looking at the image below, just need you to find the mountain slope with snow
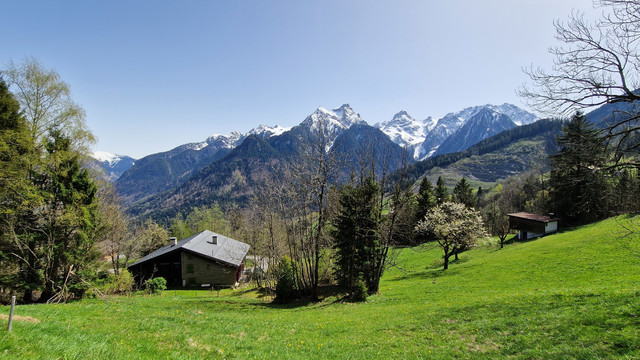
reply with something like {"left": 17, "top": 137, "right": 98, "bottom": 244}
{"left": 300, "top": 104, "right": 366, "bottom": 149}
{"left": 433, "top": 108, "right": 518, "bottom": 156}
{"left": 413, "top": 104, "right": 537, "bottom": 160}
{"left": 90, "top": 152, "right": 136, "bottom": 182}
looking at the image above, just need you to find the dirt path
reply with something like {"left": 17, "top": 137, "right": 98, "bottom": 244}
{"left": 0, "top": 314, "right": 40, "bottom": 323}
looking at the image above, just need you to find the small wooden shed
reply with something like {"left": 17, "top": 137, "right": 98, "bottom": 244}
{"left": 128, "top": 230, "right": 250, "bottom": 288}
{"left": 508, "top": 212, "right": 559, "bottom": 240}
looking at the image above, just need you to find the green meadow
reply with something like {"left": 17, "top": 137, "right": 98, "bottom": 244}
{"left": 2, "top": 216, "right": 639, "bottom": 359}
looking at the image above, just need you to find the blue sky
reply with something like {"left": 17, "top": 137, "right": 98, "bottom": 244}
{"left": 1, "top": 0, "right": 600, "bottom": 159}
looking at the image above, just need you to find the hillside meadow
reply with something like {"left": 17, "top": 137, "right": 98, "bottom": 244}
{"left": 1, "top": 216, "right": 639, "bottom": 359}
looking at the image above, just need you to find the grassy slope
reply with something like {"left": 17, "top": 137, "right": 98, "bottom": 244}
{"left": 423, "top": 137, "right": 551, "bottom": 190}
{"left": 2, "top": 216, "right": 639, "bottom": 359}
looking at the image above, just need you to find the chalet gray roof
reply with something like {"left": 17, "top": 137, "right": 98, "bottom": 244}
{"left": 129, "top": 230, "right": 250, "bottom": 268}
{"left": 508, "top": 212, "right": 559, "bottom": 223}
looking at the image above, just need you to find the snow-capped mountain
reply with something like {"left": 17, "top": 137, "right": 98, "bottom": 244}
{"left": 301, "top": 104, "right": 366, "bottom": 148}
{"left": 248, "top": 124, "right": 291, "bottom": 138}
{"left": 487, "top": 103, "right": 537, "bottom": 126}
{"left": 375, "top": 111, "right": 436, "bottom": 147}
{"left": 413, "top": 104, "right": 537, "bottom": 160}
{"left": 90, "top": 151, "right": 136, "bottom": 182}
{"left": 433, "top": 107, "right": 518, "bottom": 156}
{"left": 374, "top": 111, "right": 436, "bottom": 160}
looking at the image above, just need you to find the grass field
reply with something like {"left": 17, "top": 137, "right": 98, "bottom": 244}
{"left": 2, "top": 216, "right": 640, "bottom": 359}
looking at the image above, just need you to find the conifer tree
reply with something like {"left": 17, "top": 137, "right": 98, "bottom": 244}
{"left": 549, "top": 112, "right": 610, "bottom": 224}
{"left": 415, "top": 177, "right": 436, "bottom": 223}
{"left": 452, "top": 177, "right": 476, "bottom": 208}
{"left": 332, "top": 178, "right": 378, "bottom": 292}
{"left": 435, "top": 176, "right": 449, "bottom": 205}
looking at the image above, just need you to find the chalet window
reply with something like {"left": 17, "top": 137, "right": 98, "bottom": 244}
{"left": 186, "top": 264, "right": 194, "bottom": 273}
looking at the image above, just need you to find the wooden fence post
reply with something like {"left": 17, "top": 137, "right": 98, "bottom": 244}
{"left": 7, "top": 296, "right": 16, "bottom": 332}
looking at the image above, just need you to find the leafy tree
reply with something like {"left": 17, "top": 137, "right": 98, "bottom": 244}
{"left": 3, "top": 57, "right": 93, "bottom": 151}
{"left": 452, "top": 177, "right": 476, "bottom": 208}
{"left": 185, "top": 204, "right": 230, "bottom": 235}
{"left": 169, "top": 213, "right": 191, "bottom": 240}
{"left": 435, "top": 176, "right": 449, "bottom": 205}
{"left": 415, "top": 202, "right": 487, "bottom": 270}
{"left": 485, "top": 202, "right": 512, "bottom": 249}
{"left": 549, "top": 112, "right": 611, "bottom": 223}
{"left": 135, "top": 220, "right": 170, "bottom": 257}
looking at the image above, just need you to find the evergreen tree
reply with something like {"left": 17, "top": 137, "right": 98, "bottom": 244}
{"left": 332, "top": 178, "right": 378, "bottom": 292}
{"left": 1, "top": 60, "right": 99, "bottom": 302}
{"left": 615, "top": 170, "right": 638, "bottom": 214}
{"left": 435, "top": 176, "right": 449, "bottom": 205}
{"left": 33, "top": 128, "right": 99, "bottom": 300}
{"left": 452, "top": 177, "right": 476, "bottom": 208}
{"left": 0, "top": 80, "right": 36, "bottom": 300}
{"left": 415, "top": 177, "right": 436, "bottom": 224}
{"left": 549, "top": 112, "right": 610, "bottom": 224}
{"left": 476, "top": 186, "right": 485, "bottom": 208}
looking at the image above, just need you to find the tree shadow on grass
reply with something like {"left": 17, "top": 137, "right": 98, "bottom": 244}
{"left": 203, "top": 285, "right": 351, "bottom": 309}
{"left": 386, "top": 266, "right": 459, "bottom": 282}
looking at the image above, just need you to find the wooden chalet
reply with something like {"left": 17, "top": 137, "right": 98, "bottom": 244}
{"left": 508, "top": 212, "right": 559, "bottom": 240}
{"left": 128, "top": 230, "right": 250, "bottom": 288}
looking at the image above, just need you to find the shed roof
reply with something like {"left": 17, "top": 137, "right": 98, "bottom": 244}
{"left": 129, "top": 230, "right": 250, "bottom": 268}
{"left": 508, "top": 212, "right": 558, "bottom": 223}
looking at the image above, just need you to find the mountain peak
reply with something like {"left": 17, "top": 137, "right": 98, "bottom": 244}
{"left": 92, "top": 151, "right": 135, "bottom": 165}
{"left": 304, "top": 104, "right": 365, "bottom": 130}
{"left": 392, "top": 110, "right": 410, "bottom": 118}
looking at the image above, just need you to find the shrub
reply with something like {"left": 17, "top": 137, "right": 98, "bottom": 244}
{"left": 274, "top": 257, "right": 297, "bottom": 304}
{"left": 145, "top": 277, "right": 167, "bottom": 294}
{"left": 350, "top": 277, "right": 368, "bottom": 302}
{"left": 107, "top": 270, "right": 134, "bottom": 294}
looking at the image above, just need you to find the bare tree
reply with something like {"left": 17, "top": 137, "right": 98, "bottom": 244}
{"left": 95, "top": 183, "right": 132, "bottom": 275}
{"left": 519, "top": 0, "right": 640, "bottom": 166}
{"left": 520, "top": 1, "right": 640, "bottom": 113}
{"left": 292, "top": 117, "right": 341, "bottom": 300}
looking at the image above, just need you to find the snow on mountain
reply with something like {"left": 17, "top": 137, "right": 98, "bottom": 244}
{"left": 303, "top": 104, "right": 365, "bottom": 131}
{"left": 92, "top": 151, "right": 129, "bottom": 166}
{"left": 375, "top": 111, "right": 435, "bottom": 147}
{"left": 301, "top": 104, "right": 366, "bottom": 149}
{"left": 204, "top": 131, "right": 246, "bottom": 149}
{"left": 433, "top": 107, "right": 518, "bottom": 156}
{"left": 486, "top": 103, "right": 537, "bottom": 126}
{"left": 248, "top": 124, "right": 291, "bottom": 138}
{"left": 415, "top": 104, "right": 537, "bottom": 160}
{"left": 90, "top": 151, "right": 137, "bottom": 182}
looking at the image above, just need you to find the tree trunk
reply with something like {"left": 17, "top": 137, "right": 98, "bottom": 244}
{"left": 23, "top": 289, "right": 32, "bottom": 303}
{"left": 443, "top": 251, "right": 450, "bottom": 270}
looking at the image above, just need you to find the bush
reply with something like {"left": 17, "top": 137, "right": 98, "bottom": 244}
{"left": 144, "top": 277, "right": 167, "bottom": 294}
{"left": 106, "top": 270, "right": 134, "bottom": 294}
{"left": 350, "top": 277, "right": 368, "bottom": 302}
{"left": 274, "top": 257, "right": 297, "bottom": 304}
